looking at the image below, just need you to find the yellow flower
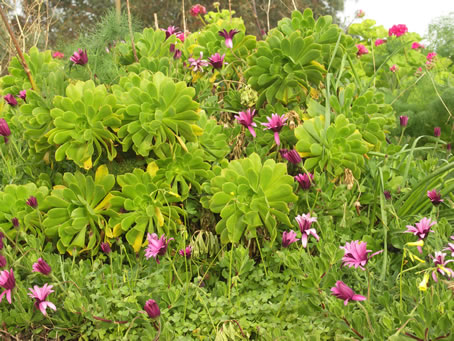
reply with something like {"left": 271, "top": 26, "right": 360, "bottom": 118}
{"left": 418, "top": 273, "right": 430, "bottom": 291}
{"left": 406, "top": 240, "right": 424, "bottom": 247}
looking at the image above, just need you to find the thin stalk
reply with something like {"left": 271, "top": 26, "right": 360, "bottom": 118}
{"left": 399, "top": 249, "right": 406, "bottom": 309}
{"left": 125, "top": 0, "right": 139, "bottom": 63}
{"left": 276, "top": 277, "right": 293, "bottom": 317}
{"left": 357, "top": 302, "right": 374, "bottom": 335}
{"left": 228, "top": 245, "right": 233, "bottom": 299}
{"left": 255, "top": 237, "right": 268, "bottom": 277}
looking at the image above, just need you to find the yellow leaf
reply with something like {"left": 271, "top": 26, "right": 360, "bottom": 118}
{"left": 95, "top": 165, "right": 109, "bottom": 183}
{"left": 43, "top": 151, "right": 50, "bottom": 165}
{"left": 132, "top": 233, "right": 143, "bottom": 253}
{"left": 209, "top": 71, "right": 218, "bottom": 83}
{"left": 155, "top": 207, "right": 164, "bottom": 227}
{"left": 94, "top": 193, "right": 113, "bottom": 211}
{"left": 113, "top": 223, "right": 123, "bottom": 237}
{"left": 83, "top": 158, "right": 92, "bottom": 170}
{"left": 53, "top": 185, "right": 66, "bottom": 190}
{"left": 175, "top": 134, "right": 188, "bottom": 152}
{"left": 105, "top": 226, "right": 114, "bottom": 238}
{"left": 147, "top": 161, "right": 159, "bottom": 177}
{"left": 191, "top": 124, "right": 204, "bottom": 136}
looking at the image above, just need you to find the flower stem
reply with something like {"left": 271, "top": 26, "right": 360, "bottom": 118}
{"left": 367, "top": 266, "right": 371, "bottom": 301}
{"left": 357, "top": 302, "right": 374, "bottom": 335}
{"left": 399, "top": 248, "right": 406, "bottom": 309}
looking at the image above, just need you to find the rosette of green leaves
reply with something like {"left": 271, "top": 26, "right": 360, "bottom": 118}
{"left": 295, "top": 114, "right": 369, "bottom": 179}
{"left": 203, "top": 153, "right": 297, "bottom": 244}
{"left": 41, "top": 166, "right": 117, "bottom": 255}
{"left": 46, "top": 80, "right": 121, "bottom": 169}
{"left": 150, "top": 145, "right": 212, "bottom": 200}
{"left": 197, "top": 113, "right": 230, "bottom": 161}
{"left": 0, "top": 183, "right": 49, "bottom": 239}
{"left": 0, "top": 47, "right": 66, "bottom": 97}
{"left": 113, "top": 71, "right": 200, "bottom": 158}
{"left": 109, "top": 168, "right": 185, "bottom": 253}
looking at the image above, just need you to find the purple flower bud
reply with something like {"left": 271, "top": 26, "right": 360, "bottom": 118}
{"left": 434, "top": 127, "right": 441, "bottom": 137}
{"left": 0, "top": 119, "right": 11, "bottom": 144}
{"left": 32, "top": 258, "right": 51, "bottom": 275}
{"left": 0, "top": 255, "right": 6, "bottom": 268}
{"left": 11, "top": 218, "right": 19, "bottom": 228}
{"left": 399, "top": 116, "right": 408, "bottom": 127}
{"left": 179, "top": 245, "right": 192, "bottom": 258}
{"left": 18, "top": 90, "right": 26, "bottom": 101}
{"left": 446, "top": 143, "right": 451, "bottom": 152}
{"left": 331, "top": 281, "right": 366, "bottom": 305}
{"left": 144, "top": 299, "right": 160, "bottom": 319}
{"left": 282, "top": 230, "right": 299, "bottom": 248}
{"left": 26, "top": 196, "right": 38, "bottom": 208}
{"left": 4, "top": 94, "right": 17, "bottom": 107}
{"left": 383, "top": 190, "right": 392, "bottom": 200}
{"left": 294, "top": 173, "right": 314, "bottom": 190}
{"left": 427, "top": 189, "right": 443, "bottom": 205}
{"left": 280, "top": 149, "right": 301, "bottom": 164}
{"left": 100, "top": 242, "right": 111, "bottom": 254}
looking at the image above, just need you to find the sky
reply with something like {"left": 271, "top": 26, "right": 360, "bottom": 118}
{"left": 340, "top": 0, "right": 454, "bottom": 38}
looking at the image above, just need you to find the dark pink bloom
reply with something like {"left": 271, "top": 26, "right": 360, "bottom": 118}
{"left": 144, "top": 299, "right": 160, "bottom": 319}
{"left": 235, "top": 109, "right": 257, "bottom": 137}
{"left": 176, "top": 32, "right": 186, "bottom": 42}
{"left": 434, "top": 127, "right": 441, "bottom": 137}
{"left": 280, "top": 149, "right": 301, "bottom": 164}
{"left": 145, "top": 233, "right": 174, "bottom": 264}
{"left": 447, "top": 143, "right": 451, "bottom": 152}
{"left": 390, "top": 64, "right": 398, "bottom": 72}
{"left": 0, "top": 269, "right": 15, "bottom": 304}
{"left": 190, "top": 4, "right": 206, "bottom": 17}
{"left": 282, "top": 230, "right": 299, "bottom": 248}
{"left": 0, "top": 118, "right": 11, "bottom": 143}
{"left": 0, "top": 255, "right": 5, "bottom": 268}
{"left": 388, "top": 24, "right": 408, "bottom": 37}
{"left": 26, "top": 196, "right": 38, "bottom": 208}
{"left": 443, "top": 237, "right": 454, "bottom": 257}
{"left": 340, "top": 240, "right": 383, "bottom": 270}
{"left": 295, "top": 213, "right": 319, "bottom": 248}
{"left": 4, "top": 94, "right": 17, "bottom": 107}
{"left": 262, "top": 114, "right": 287, "bottom": 146}
{"left": 331, "top": 281, "right": 366, "bottom": 305}
{"left": 52, "top": 51, "right": 64, "bottom": 59}
{"left": 179, "top": 245, "right": 192, "bottom": 258}
{"left": 169, "top": 44, "right": 182, "bottom": 60}
{"left": 427, "top": 189, "right": 443, "bottom": 205}
{"left": 18, "top": 90, "right": 26, "bottom": 101}
{"left": 356, "top": 44, "right": 369, "bottom": 56}
{"left": 208, "top": 53, "right": 226, "bottom": 69}
{"left": 405, "top": 217, "right": 436, "bottom": 253}
{"left": 11, "top": 217, "right": 19, "bottom": 227}
{"left": 219, "top": 29, "right": 239, "bottom": 49}
{"left": 28, "top": 284, "right": 56, "bottom": 315}
{"left": 187, "top": 52, "right": 209, "bottom": 72}
{"left": 70, "top": 49, "right": 88, "bottom": 66}
{"left": 430, "top": 252, "right": 454, "bottom": 282}
{"left": 374, "top": 39, "right": 385, "bottom": 46}
{"left": 295, "top": 173, "right": 314, "bottom": 190}
{"left": 383, "top": 190, "right": 392, "bottom": 200}
{"left": 427, "top": 52, "right": 437, "bottom": 62}
{"left": 100, "top": 242, "right": 111, "bottom": 254}
{"left": 32, "top": 258, "right": 51, "bottom": 275}
{"left": 399, "top": 115, "right": 408, "bottom": 127}
{"left": 164, "top": 26, "right": 181, "bottom": 40}
{"left": 411, "top": 42, "right": 423, "bottom": 49}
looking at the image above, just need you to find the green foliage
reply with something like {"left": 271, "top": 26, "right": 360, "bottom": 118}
{"left": 109, "top": 168, "right": 185, "bottom": 253}
{"left": 427, "top": 12, "right": 454, "bottom": 62}
{"left": 41, "top": 166, "right": 117, "bottom": 255}
{"left": 203, "top": 153, "right": 297, "bottom": 244}
{"left": 295, "top": 114, "right": 369, "bottom": 179}
{"left": 114, "top": 71, "right": 200, "bottom": 159}
{"left": 46, "top": 80, "right": 121, "bottom": 169}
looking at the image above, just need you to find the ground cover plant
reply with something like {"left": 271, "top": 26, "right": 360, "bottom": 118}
{"left": 0, "top": 3, "right": 453, "bottom": 340}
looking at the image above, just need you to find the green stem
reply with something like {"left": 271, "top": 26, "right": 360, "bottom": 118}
{"left": 357, "top": 302, "right": 374, "bottom": 335}
{"left": 399, "top": 248, "right": 406, "bottom": 309}
{"left": 255, "top": 237, "right": 268, "bottom": 277}
{"left": 276, "top": 277, "right": 293, "bottom": 317}
{"left": 167, "top": 253, "right": 184, "bottom": 286}
{"left": 228, "top": 245, "right": 233, "bottom": 299}
{"left": 367, "top": 266, "right": 371, "bottom": 301}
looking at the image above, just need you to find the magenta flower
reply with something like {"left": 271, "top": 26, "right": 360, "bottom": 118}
{"left": 18, "top": 90, "right": 27, "bottom": 101}
{"left": 374, "top": 39, "right": 385, "bottom": 46}
{"left": 235, "top": 109, "right": 257, "bottom": 137}
{"left": 295, "top": 173, "right": 314, "bottom": 190}
{"left": 427, "top": 52, "right": 437, "bottom": 62}
{"left": 430, "top": 252, "right": 454, "bottom": 282}
{"left": 340, "top": 241, "right": 383, "bottom": 270}
{"left": 11, "top": 217, "right": 19, "bottom": 228}
{"left": 190, "top": 4, "right": 206, "bottom": 17}
{"left": 219, "top": 29, "right": 239, "bottom": 49}
{"left": 388, "top": 24, "right": 408, "bottom": 37}
{"left": 443, "top": 237, "right": 454, "bottom": 257}
{"left": 169, "top": 44, "right": 182, "bottom": 60}
{"left": 145, "top": 233, "right": 174, "bottom": 264}
{"left": 0, "top": 118, "right": 11, "bottom": 143}
{"left": 70, "top": 49, "right": 88, "bottom": 66}
{"left": 383, "top": 190, "right": 392, "bottom": 200}
{"left": 262, "top": 114, "right": 287, "bottom": 146}
{"left": 399, "top": 115, "right": 408, "bottom": 127}
{"left": 100, "top": 242, "right": 111, "bottom": 254}
{"left": 295, "top": 213, "right": 319, "bottom": 248}
{"left": 405, "top": 217, "right": 436, "bottom": 253}
{"left": 0, "top": 269, "right": 15, "bottom": 304}
{"left": 411, "top": 42, "right": 423, "bottom": 49}
{"left": 28, "top": 284, "right": 56, "bottom": 315}
{"left": 33, "top": 258, "right": 51, "bottom": 275}
{"left": 4, "top": 94, "right": 17, "bottom": 107}
{"left": 52, "top": 51, "right": 64, "bottom": 59}
{"left": 187, "top": 52, "right": 209, "bottom": 72}
{"left": 356, "top": 9, "right": 365, "bottom": 18}
{"left": 280, "top": 149, "right": 301, "bottom": 164}
{"left": 144, "top": 299, "right": 160, "bottom": 319}
{"left": 0, "top": 255, "right": 5, "bottom": 268}
{"left": 176, "top": 32, "right": 186, "bottom": 42}
{"left": 434, "top": 127, "right": 441, "bottom": 137}
{"left": 164, "top": 26, "right": 180, "bottom": 40}
{"left": 179, "top": 245, "right": 192, "bottom": 258}
{"left": 390, "top": 64, "right": 398, "bottom": 72}
{"left": 208, "top": 53, "right": 226, "bottom": 69}
{"left": 331, "top": 281, "right": 366, "bottom": 305}
{"left": 282, "top": 230, "right": 299, "bottom": 248}
{"left": 356, "top": 44, "right": 369, "bottom": 56}
{"left": 26, "top": 196, "right": 38, "bottom": 208}
{"left": 427, "top": 189, "right": 443, "bottom": 205}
